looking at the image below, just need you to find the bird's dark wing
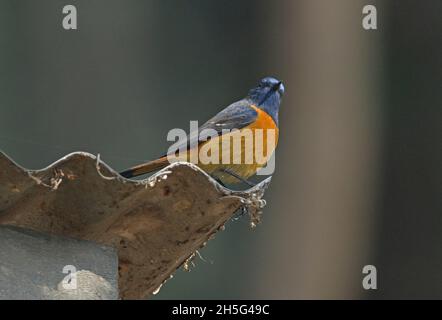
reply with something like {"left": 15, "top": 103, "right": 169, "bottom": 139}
{"left": 199, "top": 99, "right": 258, "bottom": 132}
{"left": 168, "top": 99, "right": 258, "bottom": 154}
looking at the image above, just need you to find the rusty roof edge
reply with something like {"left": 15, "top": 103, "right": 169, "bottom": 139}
{"left": 0, "top": 150, "right": 272, "bottom": 195}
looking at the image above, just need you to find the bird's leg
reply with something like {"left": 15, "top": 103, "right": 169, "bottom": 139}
{"left": 219, "top": 168, "right": 256, "bottom": 188}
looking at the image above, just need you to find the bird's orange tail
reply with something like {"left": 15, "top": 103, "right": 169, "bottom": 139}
{"left": 119, "top": 156, "right": 169, "bottom": 178}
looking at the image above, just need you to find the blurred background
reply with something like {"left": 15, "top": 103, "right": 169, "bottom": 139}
{"left": 0, "top": 0, "right": 440, "bottom": 299}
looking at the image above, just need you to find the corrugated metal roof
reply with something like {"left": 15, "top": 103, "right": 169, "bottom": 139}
{"left": 0, "top": 151, "right": 270, "bottom": 299}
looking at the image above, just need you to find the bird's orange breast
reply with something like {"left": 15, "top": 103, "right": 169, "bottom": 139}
{"left": 237, "top": 104, "right": 279, "bottom": 171}
{"left": 247, "top": 104, "right": 279, "bottom": 136}
{"left": 190, "top": 104, "right": 279, "bottom": 182}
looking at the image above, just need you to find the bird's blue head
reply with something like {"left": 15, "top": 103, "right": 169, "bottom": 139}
{"left": 247, "top": 77, "right": 284, "bottom": 125}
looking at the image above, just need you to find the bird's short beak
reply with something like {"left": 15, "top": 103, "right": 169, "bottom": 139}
{"left": 273, "top": 81, "right": 284, "bottom": 95}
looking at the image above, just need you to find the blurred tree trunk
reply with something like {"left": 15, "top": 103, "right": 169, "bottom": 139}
{"left": 253, "top": 0, "right": 383, "bottom": 298}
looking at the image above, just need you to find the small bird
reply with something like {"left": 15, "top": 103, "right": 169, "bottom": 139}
{"left": 120, "top": 77, "right": 284, "bottom": 186}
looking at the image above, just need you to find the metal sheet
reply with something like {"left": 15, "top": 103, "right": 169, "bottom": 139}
{"left": 0, "top": 151, "right": 270, "bottom": 299}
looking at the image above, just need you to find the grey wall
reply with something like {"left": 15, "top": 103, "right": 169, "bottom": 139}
{"left": 0, "top": 226, "right": 118, "bottom": 300}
